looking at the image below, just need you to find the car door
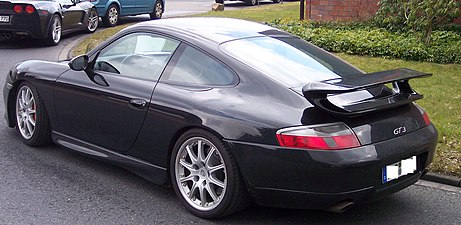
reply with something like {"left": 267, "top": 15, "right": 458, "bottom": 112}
{"left": 119, "top": 0, "right": 137, "bottom": 15}
{"left": 58, "top": 0, "right": 85, "bottom": 29}
{"left": 54, "top": 32, "right": 180, "bottom": 152}
{"left": 136, "top": 0, "right": 154, "bottom": 14}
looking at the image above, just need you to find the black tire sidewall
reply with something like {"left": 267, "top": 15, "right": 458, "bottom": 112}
{"left": 170, "top": 129, "right": 239, "bottom": 218}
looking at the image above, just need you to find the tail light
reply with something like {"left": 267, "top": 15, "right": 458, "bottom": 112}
{"left": 25, "top": 5, "right": 35, "bottom": 14}
{"left": 12, "top": 5, "right": 35, "bottom": 14}
{"left": 13, "top": 5, "right": 22, "bottom": 13}
{"left": 276, "top": 123, "right": 361, "bottom": 150}
{"left": 422, "top": 111, "right": 431, "bottom": 126}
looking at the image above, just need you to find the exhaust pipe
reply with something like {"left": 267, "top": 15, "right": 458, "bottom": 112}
{"left": 327, "top": 200, "right": 355, "bottom": 213}
{"left": 0, "top": 32, "right": 12, "bottom": 40}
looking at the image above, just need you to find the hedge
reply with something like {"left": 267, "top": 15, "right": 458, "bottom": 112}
{"left": 267, "top": 19, "right": 461, "bottom": 64}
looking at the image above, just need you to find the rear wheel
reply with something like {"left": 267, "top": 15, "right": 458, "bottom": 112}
{"left": 149, "top": 0, "right": 163, "bottom": 20}
{"left": 245, "top": 0, "right": 258, "bottom": 6}
{"left": 86, "top": 8, "right": 99, "bottom": 33}
{"left": 170, "top": 129, "right": 249, "bottom": 218}
{"left": 15, "top": 82, "right": 51, "bottom": 146}
{"left": 103, "top": 4, "right": 119, "bottom": 27}
{"left": 44, "top": 15, "right": 61, "bottom": 46}
{"left": 272, "top": 0, "right": 281, "bottom": 3}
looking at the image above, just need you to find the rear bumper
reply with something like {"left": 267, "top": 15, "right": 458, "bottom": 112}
{"left": 226, "top": 124, "right": 438, "bottom": 209}
{"left": 0, "top": 13, "right": 47, "bottom": 39}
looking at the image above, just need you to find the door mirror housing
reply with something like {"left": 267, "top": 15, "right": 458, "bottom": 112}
{"left": 68, "top": 55, "right": 89, "bottom": 71}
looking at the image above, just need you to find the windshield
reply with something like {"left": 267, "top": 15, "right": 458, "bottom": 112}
{"left": 220, "top": 37, "right": 362, "bottom": 87}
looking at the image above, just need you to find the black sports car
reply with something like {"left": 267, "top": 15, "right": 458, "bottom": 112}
{"left": 0, "top": 0, "right": 98, "bottom": 45}
{"left": 3, "top": 18, "right": 438, "bottom": 218}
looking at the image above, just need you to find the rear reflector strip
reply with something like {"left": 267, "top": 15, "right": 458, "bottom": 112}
{"left": 276, "top": 123, "right": 361, "bottom": 150}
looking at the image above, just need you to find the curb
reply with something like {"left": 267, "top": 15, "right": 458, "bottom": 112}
{"left": 58, "top": 32, "right": 98, "bottom": 61}
{"left": 421, "top": 172, "right": 461, "bottom": 187}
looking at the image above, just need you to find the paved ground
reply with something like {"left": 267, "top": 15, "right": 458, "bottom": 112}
{"left": 0, "top": 0, "right": 460, "bottom": 224}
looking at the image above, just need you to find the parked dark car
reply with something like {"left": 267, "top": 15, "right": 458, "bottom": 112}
{"left": 3, "top": 18, "right": 437, "bottom": 218}
{"left": 88, "top": 0, "right": 164, "bottom": 27}
{"left": 0, "top": 0, "right": 98, "bottom": 45}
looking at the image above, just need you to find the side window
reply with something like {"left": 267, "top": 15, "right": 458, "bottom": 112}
{"left": 94, "top": 33, "right": 180, "bottom": 81}
{"left": 165, "top": 46, "right": 237, "bottom": 86}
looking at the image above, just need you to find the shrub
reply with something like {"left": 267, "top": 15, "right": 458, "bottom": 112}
{"left": 375, "top": 0, "right": 460, "bottom": 44}
{"left": 267, "top": 19, "right": 461, "bottom": 64}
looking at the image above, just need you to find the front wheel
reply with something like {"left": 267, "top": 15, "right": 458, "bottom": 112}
{"left": 44, "top": 15, "right": 61, "bottom": 46}
{"left": 150, "top": 0, "right": 163, "bottom": 20}
{"left": 272, "top": 0, "right": 281, "bottom": 3}
{"left": 170, "top": 129, "right": 249, "bottom": 218}
{"left": 15, "top": 82, "right": 51, "bottom": 146}
{"left": 86, "top": 8, "right": 99, "bottom": 33}
{"left": 103, "top": 4, "right": 119, "bottom": 27}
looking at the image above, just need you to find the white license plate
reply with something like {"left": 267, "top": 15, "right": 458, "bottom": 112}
{"left": 0, "top": 15, "right": 9, "bottom": 23}
{"left": 382, "top": 156, "right": 417, "bottom": 184}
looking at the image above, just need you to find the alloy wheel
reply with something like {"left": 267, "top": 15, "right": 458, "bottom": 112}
{"left": 51, "top": 16, "right": 61, "bottom": 44}
{"left": 87, "top": 10, "right": 99, "bottom": 32}
{"left": 175, "top": 137, "right": 227, "bottom": 211}
{"left": 16, "top": 86, "right": 36, "bottom": 140}
{"left": 108, "top": 6, "right": 118, "bottom": 25}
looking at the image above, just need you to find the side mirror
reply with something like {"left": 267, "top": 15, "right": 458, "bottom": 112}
{"left": 68, "top": 55, "right": 89, "bottom": 71}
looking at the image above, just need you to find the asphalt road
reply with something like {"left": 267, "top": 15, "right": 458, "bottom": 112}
{"left": 1, "top": 0, "right": 460, "bottom": 224}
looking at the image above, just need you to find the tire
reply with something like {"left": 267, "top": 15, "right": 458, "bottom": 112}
{"left": 44, "top": 14, "right": 61, "bottom": 46}
{"left": 245, "top": 0, "right": 258, "bottom": 6}
{"left": 170, "top": 129, "right": 249, "bottom": 219}
{"left": 15, "top": 82, "right": 51, "bottom": 147}
{"left": 150, "top": 0, "right": 163, "bottom": 20}
{"left": 103, "top": 4, "right": 119, "bottom": 27}
{"left": 85, "top": 8, "right": 99, "bottom": 33}
{"left": 215, "top": 0, "right": 224, "bottom": 3}
{"left": 272, "top": 0, "right": 281, "bottom": 3}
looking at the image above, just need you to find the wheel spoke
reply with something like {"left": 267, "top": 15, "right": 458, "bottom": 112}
{"left": 25, "top": 119, "right": 33, "bottom": 135}
{"left": 205, "top": 183, "right": 218, "bottom": 202}
{"left": 188, "top": 181, "right": 198, "bottom": 198}
{"left": 185, "top": 145, "right": 198, "bottom": 164}
{"left": 27, "top": 116, "right": 36, "bottom": 127}
{"left": 199, "top": 183, "right": 207, "bottom": 206}
{"left": 197, "top": 140, "right": 206, "bottom": 162}
{"left": 209, "top": 176, "right": 225, "bottom": 188}
{"left": 179, "top": 159, "right": 195, "bottom": 172}
{"left": 204, "top": 147, "right": 216, "bottom": 166}
{"left": 208, "top": 164, "right": 224, "bottom": 174}
{"left": 180, "top": 174, "right": 195, "bottom": 183}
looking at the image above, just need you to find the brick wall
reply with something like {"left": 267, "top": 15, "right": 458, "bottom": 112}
{"left": 305, "top": 0, "right": 461, "bottom": 24}
{"left": 305, "top": 0, "right": 380, "bottom": 21}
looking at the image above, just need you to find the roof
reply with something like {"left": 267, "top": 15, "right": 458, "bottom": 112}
{"left": 131, "top": 17, "right": 287, "bottom": 43}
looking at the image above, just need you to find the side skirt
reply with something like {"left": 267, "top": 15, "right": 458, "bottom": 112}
{"left": 52, "top": 131, "right": 168, "bottom": 185}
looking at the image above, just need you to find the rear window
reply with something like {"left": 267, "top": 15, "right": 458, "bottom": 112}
{"left": 219, "top": 37, "right": 362, "bottom": 87}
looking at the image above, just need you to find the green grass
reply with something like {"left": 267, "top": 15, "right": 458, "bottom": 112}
{"left": 192, "top": 2, "right": 300, "bottom": 22}
{"left": 71, "top": 1, "right": 461, "bottom": 177}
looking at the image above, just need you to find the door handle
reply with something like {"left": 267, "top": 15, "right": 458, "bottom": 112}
{"left": 129, "top": 99, "right": 147, "bottom": 108}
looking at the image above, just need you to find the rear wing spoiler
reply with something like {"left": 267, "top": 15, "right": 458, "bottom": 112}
{"left": 302, "top": 68, "right": 431, "bottom": 116}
